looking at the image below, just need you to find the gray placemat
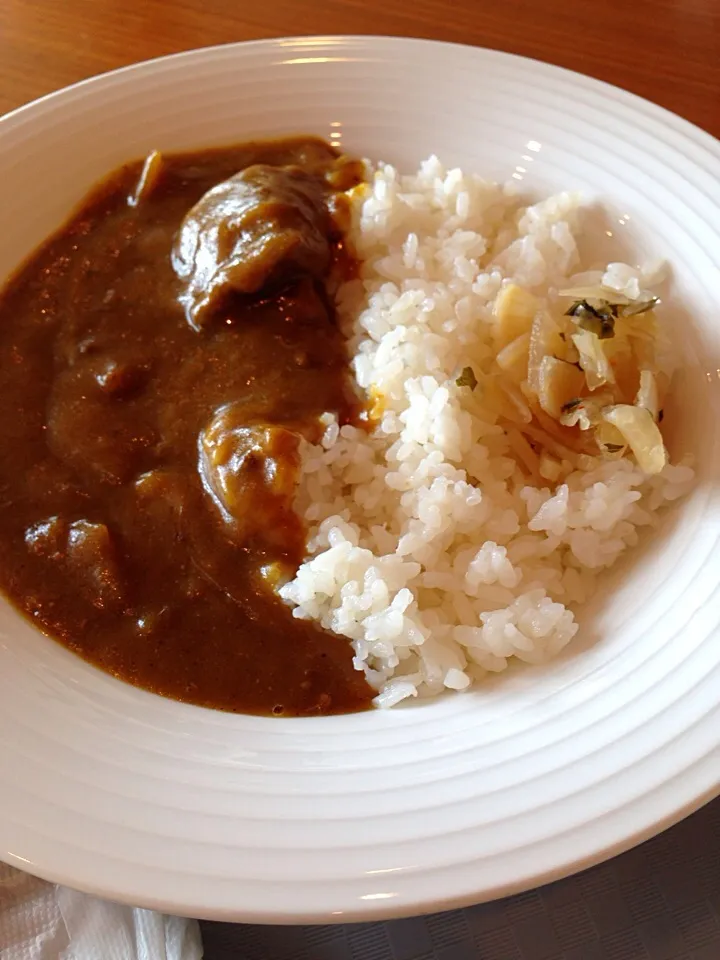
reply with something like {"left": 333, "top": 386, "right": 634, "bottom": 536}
{"left": 200, "top": 797, "right": 720, "bottom": 960}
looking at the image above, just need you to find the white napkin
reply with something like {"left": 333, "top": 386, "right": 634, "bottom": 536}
{"left": 0, "top": 864, "right": 203, "bottom": 960}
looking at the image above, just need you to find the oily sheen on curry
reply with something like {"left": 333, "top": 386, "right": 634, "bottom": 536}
{"left": 0, "top": 137, "right": 373, "bottom": 717}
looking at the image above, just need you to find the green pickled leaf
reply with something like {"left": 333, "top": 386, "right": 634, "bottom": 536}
{"left": 456, "top": 366, "right": 478, "bottom": 390}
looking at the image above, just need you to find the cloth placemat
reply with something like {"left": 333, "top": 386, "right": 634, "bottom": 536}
{"left": 200, "top": 796, "right": 720, "bottom": 960}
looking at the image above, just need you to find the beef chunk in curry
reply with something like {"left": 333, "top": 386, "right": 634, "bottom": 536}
{"left": 0, "top": 136, "right": 373, "bottom": 717}
{"left": 25, "top": 517, "right": 124, "bottom": 612}
{"left": 199, "top": 409, "right": 304, "bottom": 552}
{"left": 173, "top": 164, "right": 338, "bottom": 330}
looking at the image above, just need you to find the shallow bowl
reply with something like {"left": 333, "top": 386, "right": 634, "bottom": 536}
{"left": 0, "top": 36, "right": 719, "bottom": 922}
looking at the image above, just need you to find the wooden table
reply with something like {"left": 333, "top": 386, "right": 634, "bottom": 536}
{"left": 1, "top": 0, "right": 719, "bottom": 138}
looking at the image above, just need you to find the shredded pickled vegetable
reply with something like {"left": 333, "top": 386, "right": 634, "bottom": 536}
{"left": 489, "top": 280, "right": 669, "bottom": 475}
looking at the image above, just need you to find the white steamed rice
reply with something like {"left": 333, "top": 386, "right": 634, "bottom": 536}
{"left": 279, "top": 157, "right": 694, "bottom": 708}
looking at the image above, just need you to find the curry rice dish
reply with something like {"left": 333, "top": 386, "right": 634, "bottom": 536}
{"left": 0, "top": 138, "right": 693, "bottom": 714}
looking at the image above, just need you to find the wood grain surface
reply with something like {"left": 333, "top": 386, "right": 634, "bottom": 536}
{"left": 1, "top": 0, "right": 719, "bottom": 136}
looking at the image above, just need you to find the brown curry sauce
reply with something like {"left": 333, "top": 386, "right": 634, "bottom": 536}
{"left": 0, "top": 137, "right": 375, "bottom": 716}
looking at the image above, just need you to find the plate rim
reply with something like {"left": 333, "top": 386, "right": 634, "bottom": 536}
{"left": 1, "top": 34, "right": 719, "bottom": 923}
{"left": 2, "top": 33, "right": 719, "bottom": 151}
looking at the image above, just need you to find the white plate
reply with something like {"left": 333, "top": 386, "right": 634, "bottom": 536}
{"left": 0, "top": 36, "right": 719, "bottom": 923}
